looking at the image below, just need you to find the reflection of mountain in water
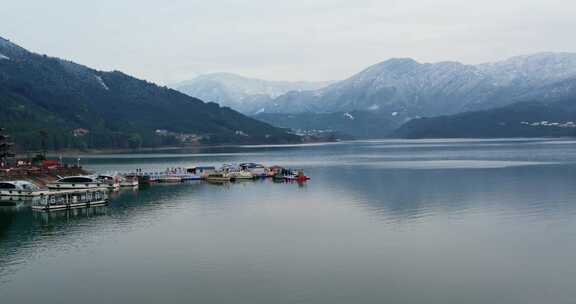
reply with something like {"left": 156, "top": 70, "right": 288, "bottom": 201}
{"left": 314, "top": 163, "right": 576, "bottom": 223}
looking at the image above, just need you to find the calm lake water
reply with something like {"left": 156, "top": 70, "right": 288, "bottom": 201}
{"left": 2, "top": 139, "right": 576, "bottom": 304}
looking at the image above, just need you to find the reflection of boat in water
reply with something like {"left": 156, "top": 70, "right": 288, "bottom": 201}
{"left": 31, "top": 189, "right": 108, "bottom": 211}
{"left": 33, "top": 205, "right": 109, "bottom": 223}
{"left": 0, "top": 180, "right": 44, "bottom": 197}
{"left": 47, "top": 176, "right": 107, "bottom": 190}
{"left": 158, "top": 175, "right": 182, "bottom": 183}
{"left": 0, "top": 196, "right": 29, "bottom": 207}
{"left": 206, "top": 172, "right": 231, "bottom": 183}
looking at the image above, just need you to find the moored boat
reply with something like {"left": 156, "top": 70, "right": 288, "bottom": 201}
{"left": 0, "top": 180, "right": 44, "bottom": 197}
{"left": 98, "top": 174, "right": 121, "bottom": 191}
{"left": 47, "top": 176, "right": 107, "bottom": 191}
{"left": 206, "top": 172, "right": 231, "bottom": 183}
{"left": 229, "top": 170, "right": 254, "bottom": 180}
{"left": 120, "top": 175, "right": 139, "bottom": 187}
{"left": 271, "top": 168, "right": 310, "bottom": 183}
{"left": 31, "top": 188, "right": 108, "bottom": 211}
{"left": 240, "top": 163, "right": 268, "bottom": 178}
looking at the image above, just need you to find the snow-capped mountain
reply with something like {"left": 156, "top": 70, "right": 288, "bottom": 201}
{"left": 267, "top": 53, "right": 576, "bottom": 117}
{"left": 477, "top": 52, "right": 576, "bottom": 87}
{"left": 252, "top": 52, "right": 576, "bottom": 138}
{"left": 172, "top": 73, "right": 333, "bottom": 114}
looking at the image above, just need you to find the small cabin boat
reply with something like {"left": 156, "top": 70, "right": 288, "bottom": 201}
{"left": 229, "top": 170, "right": 254, "bottom": 180}
{"left": 205, "top": 172, "right": 231, "bottom": 183}
{"left": 98, "top": 175, "right": 121, "bottom": 190}
{"left": 0, "top": 180, "right": 44, "bottom": 197}
{"left": 272, "top": 168, "right": 310, "bottom": 183}
{"left": 188, "top": 166, "right": 216, "bottom": 179}
{"left": 240, "top": 163, "right": 268, "bottom": 177}
{"left": 31, "top": 189, "right": 108, "bottom": 211}
{"left": 120, "top": 175, "right": 139, "bottom": 187}
{"left": 47, "top": 176, "right": 106, "bottom": 190}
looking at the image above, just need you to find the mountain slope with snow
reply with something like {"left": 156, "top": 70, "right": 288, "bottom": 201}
{"left": 266, "top": 53, "right": 576, "bottom": 117}
{"left": 172, "top": 73, "right": 333, "bottom": 114}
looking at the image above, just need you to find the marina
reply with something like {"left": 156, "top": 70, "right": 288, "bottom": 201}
{"left": 0, "top": 159, "right": 310, "bottom": 212}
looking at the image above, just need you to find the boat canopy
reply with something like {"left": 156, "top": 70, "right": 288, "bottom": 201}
{"left": 58, "top": 176, "right": 97, "bottom": 183}
{"left": 240, "top": 163, "right": 264, "bottom": 168}
{"left": 188, "top": 166, "right": 216, "bottom": 173}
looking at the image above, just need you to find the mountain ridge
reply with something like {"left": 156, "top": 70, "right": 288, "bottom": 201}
{"left": 0, "top": 36, "right": 300, "bottom": 151}
{"left": 172, "top": 72, "right": 334, "bottom": 114}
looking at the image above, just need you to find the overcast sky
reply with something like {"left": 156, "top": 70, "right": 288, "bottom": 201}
{"left": 1, "top": 0, "right": 575, "bottom": 84}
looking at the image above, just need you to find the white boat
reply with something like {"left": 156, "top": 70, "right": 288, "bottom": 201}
{"left": 190, "top": 166, "right": 216, "bottom": 177}
{"left": 229, "top": 170, "right": 254, "bottom": 180}
{"left": 98, "top": 175, "right": 121, "bottom": 190}
{"left": 120, "top": 176, "right": 139, "bottom": 187}
{"left": 31, "top": 189, "right": 108, "bottom": 211}
{"left": 0, "top": 180, "right": 44, "bottom": 197}
{"left": 47, "top": 176, "right": 107, "bottom": 190}
{"left": 205, "top": 172, "right": 231, "bottom": 183}
{"left": 240, "top": 163, "right": 268, "bottom": 177}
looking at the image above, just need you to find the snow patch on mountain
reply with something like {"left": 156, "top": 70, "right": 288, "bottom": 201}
{"left": 344, "top": 112, "right": 355, "bottom": 120}
{"left": 172, "top": 73, "right": 334, "bottom": 114}
{"left": 0, "top": 53, "right": 9, "bottom": 60}
{"left": 266, "top": 52, "right": 576, "bottom": 117}
{"left": 94, "top": 75, "right": 109, "bottom": 90}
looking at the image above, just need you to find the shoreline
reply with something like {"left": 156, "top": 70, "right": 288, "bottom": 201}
{"left": 18, "top": 140, "right": 340, "bottom": 157}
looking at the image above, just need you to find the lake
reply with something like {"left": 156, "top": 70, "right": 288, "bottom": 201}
{"left": 2, "top": 138, "right": 576, "bottom": 304}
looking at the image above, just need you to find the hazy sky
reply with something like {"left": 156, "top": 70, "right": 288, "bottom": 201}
{"left": 1, "top": 0, "right": 575, "bottom": 84}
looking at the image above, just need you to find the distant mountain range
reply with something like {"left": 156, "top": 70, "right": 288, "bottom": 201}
{"left": 0, "top": 37, "right": 299, "bottom": 151}
{"left": 394, "top": 81, "right": 576, "bottom": 139}
{"left": 5, "top": 32, "right": 575, "bottom": 147}
{"left": 172, "top": 73, "right": 333, "bottom": 115}
{"left": 178, "top": 53, "right": 576, "bottom": 138}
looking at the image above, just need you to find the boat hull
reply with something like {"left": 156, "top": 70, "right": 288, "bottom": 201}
{"left": 32, "top": 200, "right": 108, "bottom": 211}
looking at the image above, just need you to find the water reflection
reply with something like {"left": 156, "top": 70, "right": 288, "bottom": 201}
{"left": 2, "top": 139, "right": 576, "bottom": 303}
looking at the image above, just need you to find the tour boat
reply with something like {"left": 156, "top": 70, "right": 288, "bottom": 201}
{"left": 0, "top": 180, "right": 44, "bottom": 197}
{"left": 31, "top": 189, "right": 108, "bottom": 211}
{"left": 47, "top": 176, "right": 107, "bottom": 190}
